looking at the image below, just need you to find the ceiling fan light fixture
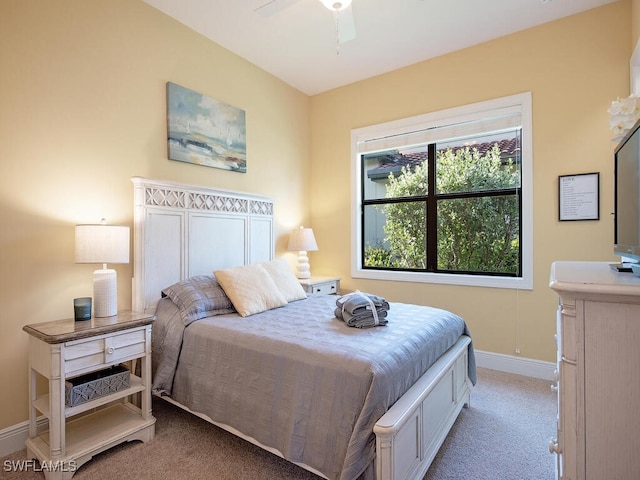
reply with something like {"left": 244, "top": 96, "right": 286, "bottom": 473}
{"left": 320, "top": 0, "right": 352, "bottom": 12}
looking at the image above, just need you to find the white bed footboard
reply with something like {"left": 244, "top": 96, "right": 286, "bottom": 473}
{"left": 374, "top": 336, "right": 471, "bottom": 480}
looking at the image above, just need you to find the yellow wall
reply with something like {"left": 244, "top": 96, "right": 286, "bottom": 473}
{"left": 633, "top": 0, "right": 640, "bottom": 47}
{"left": 0, "top": 0, "right": 633, "bottom": 433}
{"left": 309, "top": 1, "right": 632, "bottom": 364}
{"left": 0, "top": 0, "right": 310, "bottom": 429}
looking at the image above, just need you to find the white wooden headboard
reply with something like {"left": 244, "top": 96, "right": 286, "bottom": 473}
{"left": 131, "top": 177, "right": 274, "bottom": 314}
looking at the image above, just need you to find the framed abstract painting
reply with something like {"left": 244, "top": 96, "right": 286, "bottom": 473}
{"left": 166, "top": 82, "right": 246, "bottom": 173}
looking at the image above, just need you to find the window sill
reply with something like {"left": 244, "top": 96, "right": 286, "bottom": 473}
{"left": 351, "top": 268, "right": 533, "bottom": 290}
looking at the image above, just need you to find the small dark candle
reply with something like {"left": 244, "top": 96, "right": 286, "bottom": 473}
{"left": 73, "top": 297, "right": 92, "bottom": 321}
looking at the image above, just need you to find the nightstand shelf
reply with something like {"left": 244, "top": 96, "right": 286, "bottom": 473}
{"left": 299, "top": 276, "right": 340, "bottom": 295}
{"left": 32, "top": 375, "right": 145, "bottom": 419}
{"left": 23, "top": 311, "right": 156, "bottom": 480}
{"left": 26, "top": 403, "right": 154, "bottom": 470}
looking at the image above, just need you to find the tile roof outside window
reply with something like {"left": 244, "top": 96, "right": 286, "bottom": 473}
{"left": 367, "top": 137, "right": 521, "bottom": 181}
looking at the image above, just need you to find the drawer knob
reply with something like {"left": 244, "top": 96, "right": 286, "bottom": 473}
{"left": 106, "top": 346, "right": 115, "bottom": 354}
{"left": 549, "top": 439, "right": 560, "bottom": 454}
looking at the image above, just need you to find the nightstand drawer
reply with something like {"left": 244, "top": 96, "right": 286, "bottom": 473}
{"left": 65, "top": 329, "right": 146, "bottom": 375}
{"left": 310, "top": 281, "right": 338, "bottom": 295}
{"left": 300, "top": 277, "right": 340, "bottom": 295}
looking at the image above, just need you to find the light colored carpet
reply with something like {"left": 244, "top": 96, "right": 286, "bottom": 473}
{"left": 424, "top": 368, "right": 556, "bottom": 480}
{"left": 1, "top": 367, "right": 556, "bottom": 480}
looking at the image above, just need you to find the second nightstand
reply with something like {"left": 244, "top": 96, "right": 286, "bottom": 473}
{"left": 299, "top": 276, "right": 340, "bottom": 295}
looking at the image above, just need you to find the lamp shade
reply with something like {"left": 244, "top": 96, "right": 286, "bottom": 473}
{"left": 287, "top": 227, "right": 318, "bottom": 252}
{"left": 75, "top": 224, "right": 130, "bottom": 264}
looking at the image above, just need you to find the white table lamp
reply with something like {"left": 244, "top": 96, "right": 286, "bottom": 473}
{"left": 75, "top": 219, "right": 130, "bottom": 317}
{"left": 287, "top": 226, "right": 318, "bottom": 279}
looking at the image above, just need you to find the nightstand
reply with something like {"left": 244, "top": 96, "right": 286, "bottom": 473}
{"left": 299, "top": 276, "right": 340, "bottom": 295}
{"left": 23, "top": 311, "right": 156, "bottom": 479}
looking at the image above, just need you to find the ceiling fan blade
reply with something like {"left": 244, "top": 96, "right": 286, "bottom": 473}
{"left": 337, "top": 4, "right": 356, "bottom": 44}
{"left": 252, "top": 0, "right": 301, "bottom": 17}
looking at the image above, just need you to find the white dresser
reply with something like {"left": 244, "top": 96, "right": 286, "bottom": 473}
{"left": 549, "top": 261, "right": 640, "bottom": 480}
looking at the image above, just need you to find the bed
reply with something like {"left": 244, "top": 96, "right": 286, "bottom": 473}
{"left": 131, "top": 177, "right": 476, "bottom": 480}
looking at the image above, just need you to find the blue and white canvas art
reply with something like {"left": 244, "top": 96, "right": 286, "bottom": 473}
{"left": 167, "top": 82, "right": 246, "bottom": 173}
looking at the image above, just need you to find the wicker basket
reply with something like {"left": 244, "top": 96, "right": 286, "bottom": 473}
{"left": 65, "top": 365, "right": 130, "bottom": 407}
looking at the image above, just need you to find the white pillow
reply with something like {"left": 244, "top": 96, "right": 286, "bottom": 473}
{"left": 214, "top": 263, "right": 288, "bottom": 317}
{"left": 261, "top": 258, "right": 307, "bottom": 302}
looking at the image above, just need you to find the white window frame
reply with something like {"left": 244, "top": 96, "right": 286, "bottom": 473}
{"left": 351, "top": 92, "right": 533, "bottom": 290}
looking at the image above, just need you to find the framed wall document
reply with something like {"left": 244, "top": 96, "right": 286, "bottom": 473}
{"left": 558, "top": 172, "right": 599, "bottom": 221}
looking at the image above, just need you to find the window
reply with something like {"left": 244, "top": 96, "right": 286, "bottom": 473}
{"left": 351, "top": 93, "right": 532, "bottom": 289}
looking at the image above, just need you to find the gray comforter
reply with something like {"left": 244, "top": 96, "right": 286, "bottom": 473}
{"left": 152, "top": 294, "right": 476, "bottom": 480}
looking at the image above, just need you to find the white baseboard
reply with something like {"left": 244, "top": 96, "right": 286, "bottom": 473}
{"left": 474, "top": 349, "right": 556, "bottom": 381}
{"left": 1, "top": 351, "right": 555, "bottom": 458}
{"left": 0, "top": 416, "right": 47, "bottom": 458}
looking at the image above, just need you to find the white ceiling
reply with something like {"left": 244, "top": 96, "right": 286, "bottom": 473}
{"left": 143, "top": 0, "right": 618, "bottom": 96}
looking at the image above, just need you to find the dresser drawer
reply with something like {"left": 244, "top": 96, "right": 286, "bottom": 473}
{"left": 65, "top": 328, "right": 146, "bottom": 375}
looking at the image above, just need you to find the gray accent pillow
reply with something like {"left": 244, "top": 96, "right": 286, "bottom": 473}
{"left": 161, "top": 275, "right": 235, "bottom": 325}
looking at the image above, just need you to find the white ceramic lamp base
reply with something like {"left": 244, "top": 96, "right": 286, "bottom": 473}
{"left": 93, "top": 268, "right": 118, "bottom": 317}
{"left": 296, "top": 251, "right": 312, "bottom": 279}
